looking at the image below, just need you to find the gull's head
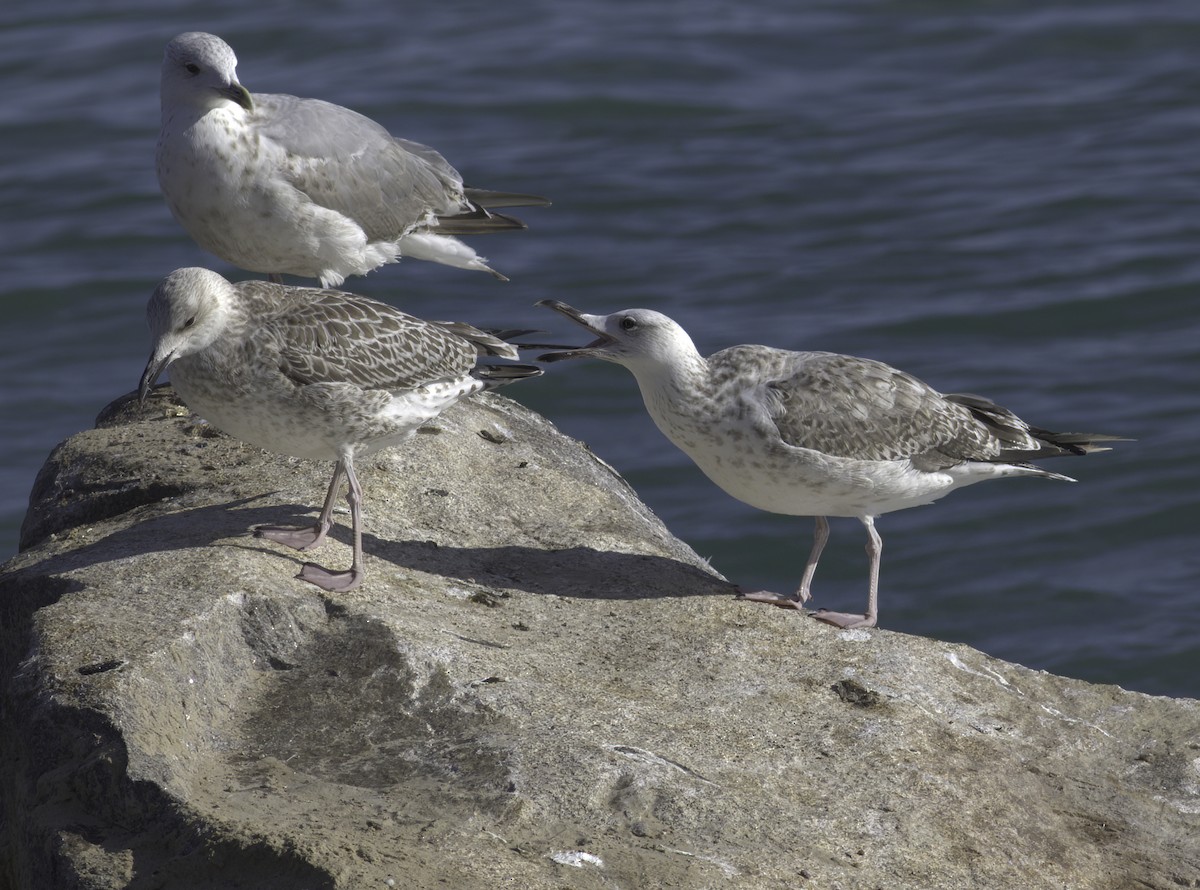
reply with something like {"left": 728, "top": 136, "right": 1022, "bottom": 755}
{"left": 161, "top": 32, "right": 253, "bottom": 114}
{"left": 535, "top": 300, "right": 698, "bottom": 372}
{"left": 139, "top": 268, "right": 235, "bottom": 405}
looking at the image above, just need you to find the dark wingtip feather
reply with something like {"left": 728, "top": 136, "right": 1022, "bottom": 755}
{"left": 481, "top": 328, "right": 578, "bottom": 351}
{"left": 1027, "top": 429, "right": 1131, "bottom": 456}
{"left": 463, "top": 187, "right": 552, "bottom": 208}
{"left": 472, "top": 363, "right": 543, "bottom": 386}
{"left": 435, "top": 207, "right": 529, "bottom": 235}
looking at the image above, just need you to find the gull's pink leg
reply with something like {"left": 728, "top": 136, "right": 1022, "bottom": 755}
{"left": 298, "top": 457, "right": 364, "bottom": 592}
{"left": 255, "top": 461, "right": 346, "bottom": 551}
{"left": 812, "top": 515, "right": 880, "bottom": 629}
{"left": 739, "top": 516, "right": 829, "bottom": 610}
{"left": 794, "top": 515, "right": 828, "bottom": 604}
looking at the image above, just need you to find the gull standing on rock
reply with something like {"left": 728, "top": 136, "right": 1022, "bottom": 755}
{"left": 157, "top": 32, "right": 549, "bottom": 287}
{"left": 138, "top": 267, "right": 542, "bottom": 591}
{"left": 537, "top": 300, "right": 1119, "bottom": 629}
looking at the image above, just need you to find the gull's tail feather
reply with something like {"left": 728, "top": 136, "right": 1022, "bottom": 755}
{"left": 1010, "top": 464, "right": 1079, "bottom": 483}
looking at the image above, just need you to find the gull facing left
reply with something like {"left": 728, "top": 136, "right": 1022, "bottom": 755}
{"left": 157, "top": 32, "right": 549, "bottom": 287}
{"left": 538, "top": 300, "right": 1120, "bottom": 629}
{"left": 139, "top": 267, "right": 541, "bottom": 591}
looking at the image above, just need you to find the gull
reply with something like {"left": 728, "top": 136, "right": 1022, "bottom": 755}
{"left": 537, "top": 300, "right": 1120, "bottom": 629}
{"left": 157, "top": 32, "right": 549, "bottom": 287}
{"left": 138, "top": 268, "right": 542, "bottom": 591}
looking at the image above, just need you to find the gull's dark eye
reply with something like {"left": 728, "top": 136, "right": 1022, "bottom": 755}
{"left": 183, "top": 316, "right": 196, "bottom": 328}
{"left": 619, "top": 316, "right": 638, "bottom": 332}
{"left": 184, "top": 63, "right": 201, "bottom": 75}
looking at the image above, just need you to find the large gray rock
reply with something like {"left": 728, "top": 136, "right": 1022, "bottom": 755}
{"left": 2, "top": 387, "right": 1198, "bottom": 890}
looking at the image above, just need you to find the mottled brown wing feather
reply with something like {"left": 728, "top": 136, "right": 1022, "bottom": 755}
{"left": 714, "top": 348, "right": 1000, "bottom": 465}
{"left": 243, "top": 284, "right": 477, "bottom": 390}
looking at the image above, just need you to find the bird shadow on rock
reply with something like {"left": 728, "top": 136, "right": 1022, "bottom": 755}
{"left": 7, "top": 497, "right": 313, "bottom": 598}
{"left": 12, "top": 496, "right": 734, "bottom": 604}
{"left": 365, "top": 534, "right": 732, "bottom": 601}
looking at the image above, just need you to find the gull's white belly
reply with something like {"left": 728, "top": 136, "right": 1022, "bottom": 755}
{"left": 658, "top": 416, "right": 960, "bottom": 519}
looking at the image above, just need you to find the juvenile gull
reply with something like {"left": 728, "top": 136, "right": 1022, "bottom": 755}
{"left": 537, "top": 300, "right": 1120, "bottom": 629}
{"left": 157, "top": 32, "right": 550, "bottom": 287}
{"left": 138, "top": 267, "right": 542, "bottom": 591}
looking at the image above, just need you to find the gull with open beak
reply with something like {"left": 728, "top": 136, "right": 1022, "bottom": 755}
{"left": 536, "top": 299, "right": 1120, "bottom": 629}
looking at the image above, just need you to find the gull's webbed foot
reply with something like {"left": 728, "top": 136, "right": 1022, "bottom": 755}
{"left": 811, "top": 609, "right": 876, "bottom": 630}
{"left": 735, "top": 588, "right": 808, "bottom": 611}
{"left": 255, "top": 523, "right": 328, "bottom": 552}
{"left": 297, "top": 562, "right": 362, "bottom": 592}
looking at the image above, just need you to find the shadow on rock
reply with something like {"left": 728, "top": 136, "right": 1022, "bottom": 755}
{"left": 13, "top": 496, "right": 733, "bottom": 603}
{"left": 370, "top": 536, "right": 731, "bottom": 600}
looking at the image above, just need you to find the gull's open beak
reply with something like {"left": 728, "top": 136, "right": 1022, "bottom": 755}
{"left": 534, "top": 300, "right": 615, "bottom": 362}
{"left": 222, "top": 82, "right": 253, "bottom": 111}
{"left": 138, "top": 350, "right": 172, "bottom": 407}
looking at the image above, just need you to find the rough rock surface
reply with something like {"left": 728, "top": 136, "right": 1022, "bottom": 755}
{"left": 2, "top": 386, "right": 1199, "bottom": 890}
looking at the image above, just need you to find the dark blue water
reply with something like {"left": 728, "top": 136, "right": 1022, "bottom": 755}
{"left": 2, "top": 1, "right": 1197, "bottom": 697}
